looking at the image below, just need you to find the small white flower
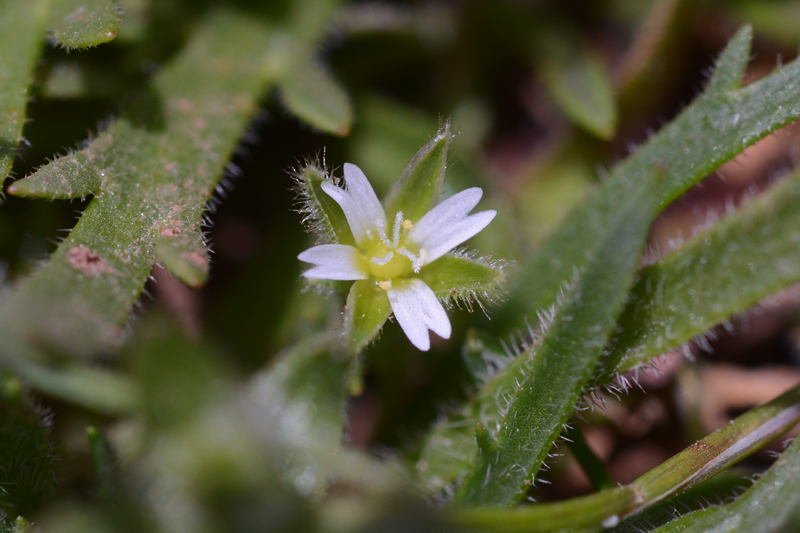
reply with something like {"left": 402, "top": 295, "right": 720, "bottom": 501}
{"left": 298, "top": 163, "right": 496, "bottom": 351}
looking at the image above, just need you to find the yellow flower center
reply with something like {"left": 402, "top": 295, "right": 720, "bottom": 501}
{"left": 363, "top": 211, "right": 426, "bottom": 288}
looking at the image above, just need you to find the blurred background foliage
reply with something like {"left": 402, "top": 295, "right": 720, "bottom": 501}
{"left": 3, "top": 0, "right": 800, "bottom": 531}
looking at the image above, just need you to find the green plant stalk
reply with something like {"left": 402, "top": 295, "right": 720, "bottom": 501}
{"left": 497, "top": 25, "right": 800, "bottom": 332}
{"left": 595, "top": 164, "right": 800, "bottom": 384}
{"left": 452, "top": 384, "right": 800, "bottom": 532}
{"left": 674, "top": 433, "right": 800, "bottom": 532}
{"left": 450, "top": 170, "right": 665, "bottom": 507}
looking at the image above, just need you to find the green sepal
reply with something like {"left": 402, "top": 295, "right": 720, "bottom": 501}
{"left": 292, "top": 162, "right": 355, "bottom": 246}
{"left": 279, "top": 50, "right": 353, "bottom": 136}
{"left": 155, "top": 232, "right": 210, "bottom": 289}
{"left": 7, "top": 150, "right": 103, "bottom": 199}
{"left": 384, "top": 121, "right": 453, "bottom": 223}
{"left": 344, "top": 279, "right": 392, "bottom": 353}
{"left": 49, "top": 0, "right": 120, "bottom": 50}
{"left": 418, "top": 252, "right": 507, "bottom": 310}
{"left": 542, "top": 51, "right": 617, "bottom": 139}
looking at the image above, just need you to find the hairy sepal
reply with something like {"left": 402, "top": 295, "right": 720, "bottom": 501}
{"left": 292, "top": 162, "right": 356, "bottom": 246}
{"left": 344, "top": 280, "right": 392, "bottom": 353}
{"left": 418, "top": 251, "right": 508, "bottom": 312}
{"left": 384, "top": 121, "right": 454, "bottom": 223}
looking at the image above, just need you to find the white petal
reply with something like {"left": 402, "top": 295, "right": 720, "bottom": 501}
{"left": 321, "top": 164, "right": 386, "bottom": 247}
{"left": 407, "top": 188, "right": 496, "bottom": 262}
{"left": 387, "top": 279, "right": 451, "bottom": 351}
{"left": 298, "top": 244, "right": 367, "bottom": 280}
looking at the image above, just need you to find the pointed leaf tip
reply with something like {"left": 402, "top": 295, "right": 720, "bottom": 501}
{"left": 384, "top": 121, "right": 454, "bottom": 223}
{"left": 49, "top": 0, "right": 121, "bottom": 50}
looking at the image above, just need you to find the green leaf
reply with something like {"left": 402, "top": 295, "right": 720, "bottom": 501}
{"left": 292, "top": 162, "right": 355, "bottom": 246}
{"left": 345, "top": 279, "right": 392, "bottom": 353}
{"left": 49, "top": 0, "right": 120, "bottom": 50}
{"left": 279, "top": 51, "right": 353, "bottom": 136}
{"left": 453, "top": 384, "right": 800, "bottom": 531}
{"left": 0, "top": 0, "right": 47, "bottom": 181}
{"left": 2, "top": 9, "right": 276, "bottom": 363}
{"left": 418, "top": 252, "right": 508, "bottom": 310}
{"left": 676, "top": 430, "right": 800, "bottom": 532}
{"left": 450, "top": 168, "right": 665, "bottom": 507}
{"left": 497, "top": 25, "right": 800, "bottom": 333}
{"left": 383, "top": 121, "right": 453, "bottom": 223}
{"left": 542, "top": 51, "right": 617, "bottom": 139}
{"left": 596, "top": 166, "right": 800, "bottom": 385}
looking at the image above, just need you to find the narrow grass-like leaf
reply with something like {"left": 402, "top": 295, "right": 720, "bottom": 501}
{"left": 0, "top": 0, "right": 47, "bottom": 181}
{"left": 595, "top": 167, "right": 800, "bottom": 385}
{"left": 450, "top": 169, "right": 664, "bottom": 507}
{"left": 453, "top": 384, "right": 800, "bottom": 531}
{"left": 154, "top": 233, "right": 209, "bottom": 289}
{"left": 49, "top": 0, "right": 120, "bottom": 50}
{"left": 542, "top": 52, "right": 617, "bottom": 139}
{"left": 418, "top": 252, "right": 507, "bottom": 311}
{"left": 383, "top": 121, "right": 452, "bottom": 223}
{"left": 677, "top": 431, "right": 800, "bottom": 532}
{"left": 279, "top": 52, "right": 353, "bottom": 136}
{"left": 292, "top": 162, "right": 355, "bottom": 245}
{"left": 497, "top": 25, "right": 800, "bottom": 332}
{"left": 345, "top": 279, "right": 392, "bottom": 353}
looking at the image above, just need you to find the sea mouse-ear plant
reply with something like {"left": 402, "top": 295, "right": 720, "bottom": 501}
{"left": 294, "top": 123, "right": 507, "bottom": 353}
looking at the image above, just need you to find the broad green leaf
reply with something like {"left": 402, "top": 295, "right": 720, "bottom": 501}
{"left": 677, "top": 430, "right": 800, "bottom": 532}
{"left": 497, "top": 25, "right": 800, "bottom": 333}
{"left": 418, "top": 252, "right": 508, "bottom": 310}
{"left": 383, "top": 122, "right": 453, "bottom": 223}
{"left": 48, "top": 0, "right": 120, "bottom": 50}
{"left": 450, "top": 168, "right": 664, "bottom": 507}
{"left": 292, "top": 162, "right": 355, "bottom": 246}
{"left": 595, "top": 166, "right": 800, "bottom": 385}
{"left": 542, "top": 52, "right": 617, "bottom": 139}
{"left": 2, "top": 9, "right": 276, "bottom": 362}
{"left": 453, "top": 385, "right": 800, "bottom": 531}
{"left": 345, "top": 279, "right": 392, "bottom": 353}
{"left": 279, "top": 52, "right": 353, "bottom": 136}
{"left": 0, "top": 0, "right": 47, "bottom": 181}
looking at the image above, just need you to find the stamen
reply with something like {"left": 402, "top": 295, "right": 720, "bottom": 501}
{"left": 396, "top": 248, "right": 423, "bottom": 273}
{"left": 371, "top": 251, "right": 394, "bottom": 265}
{"left": 392, "top": 211, "right": 404, "bottom": 248}
{"left": 374, "top": 218, "right": 392, "bottom": 248}
{"left": 402, "top": 219, "right": 413, "bottom": 230}
{"left": 378, "top": 280, "right": 392, "bottom": 290}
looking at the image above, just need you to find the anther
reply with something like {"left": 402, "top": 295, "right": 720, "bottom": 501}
{"left": 378, "top": 280, "right": 392, "bottom": 290}
{"left": 402, "top": 219, "right": 413, "bottom": 230}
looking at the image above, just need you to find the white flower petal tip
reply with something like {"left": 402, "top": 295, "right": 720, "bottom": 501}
{"left": 319, "top": 163, "right": 387, "bottom": 248}
{"left": 408, "top": 186, "right": 497, "bottom": 263}
{"left": 387, "top": 279, "right": 452, "bottom": 351}
{"left": 298, "top": 244, "right": 368, "bottom": 281}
